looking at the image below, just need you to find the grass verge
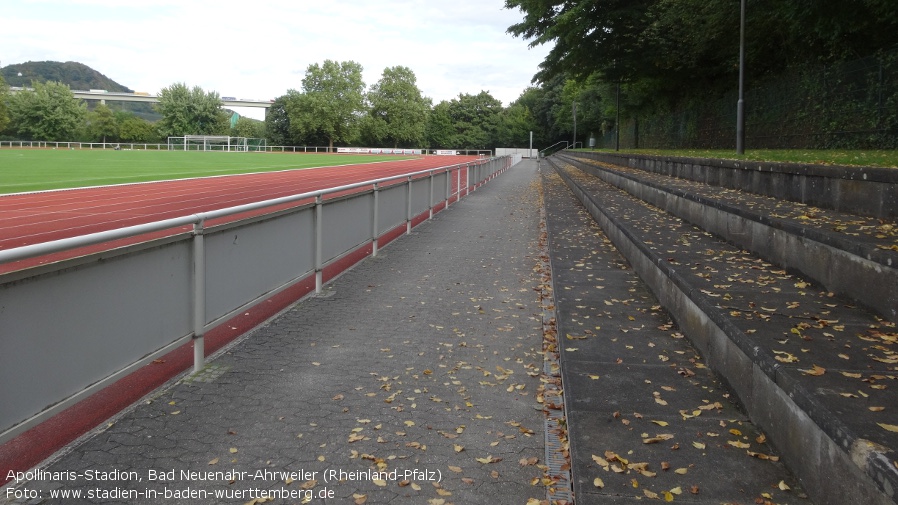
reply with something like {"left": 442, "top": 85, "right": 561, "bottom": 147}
{"left": 573, "top": 148, "right": 898, "bottom": 168}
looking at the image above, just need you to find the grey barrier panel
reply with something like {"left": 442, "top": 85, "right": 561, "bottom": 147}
{"left": 0, "top": 240, "right": 193, "bottom": 433}
{"left": 411, "top": 177, "right": 432, "bottom": 216}
{"left": 378, "top": 183, "right": 409, "bottom": 233}
{"left": 203, "top": 208, "right": 316, "bottom": 325}
{"left": 321, "top": 192, "right": 375, "bottom": 261}
{"left": 432, "top": 172, "right": 449, "bottom": 206}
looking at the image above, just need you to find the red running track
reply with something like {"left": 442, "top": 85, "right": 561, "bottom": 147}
{"left": 0, "top": 154, "right": 479, "bottom": 274}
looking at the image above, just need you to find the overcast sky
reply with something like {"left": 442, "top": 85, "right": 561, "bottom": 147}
{"left": 2, "top": 0, "right": 551, "bottom": 119}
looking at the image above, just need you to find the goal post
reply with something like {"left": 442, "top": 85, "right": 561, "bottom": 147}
{"left": 167, "top": 136, "right": 266, "bottom": 152}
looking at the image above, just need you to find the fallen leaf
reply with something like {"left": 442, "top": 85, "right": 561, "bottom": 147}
{"left": 594, "top": 477, "right": 604, "bottom": 488}
{"left": 878, "top": 423, "right": 898, "bottom": 433}
{"left": 798, "top": 364, "right": 826, "bottom": 376}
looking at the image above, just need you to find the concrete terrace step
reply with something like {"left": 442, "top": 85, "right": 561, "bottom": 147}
{"left": 545, "top": 156, "right": 898, "bottom": 505}
{"left": 539, "top": 166, "right": 812, "bottom": 504}
{"left": 557, "top": 152, "right": 898, "bottom": 321}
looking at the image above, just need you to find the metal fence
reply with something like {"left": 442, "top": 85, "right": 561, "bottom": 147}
{"left": 599, "top": 46, "right": 898, "bottom": 150}
{"left": 0, "top": 154, "right": 520, "bottom": 444}
{"left": 0, "top": 141, "right": 494, "bottom": 156}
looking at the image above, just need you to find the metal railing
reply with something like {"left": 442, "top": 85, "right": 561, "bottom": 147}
{"left": 0, "top": 154, "right": 521, "bottom": 443}
{"left": 0, "top": 141, "right": 494, "bottom": 156}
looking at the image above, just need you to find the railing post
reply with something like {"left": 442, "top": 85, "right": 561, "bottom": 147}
{"left": 406, "top": 176, "right": 413, "bottom": 234}
{"left": 456, "top": 167, "right": 461, "bottom": 203}
{"left": 428, "top": 171, "right": 434, "bottom": 220}
{"left": 444, "top": 168, "right": 451, "bottom": 209}
{"left": 372, "top": 183, "right": 380, "bottom": 257}
{"left": 314, "top": 195, "right": 323, "bottom": 293}
{"left": 192, "top": 218, "right": 206, "bottom": 373}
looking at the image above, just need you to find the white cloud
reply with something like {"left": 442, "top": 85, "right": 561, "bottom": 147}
{"left": 3, "top": 0, "right": 549, "bottom": 119}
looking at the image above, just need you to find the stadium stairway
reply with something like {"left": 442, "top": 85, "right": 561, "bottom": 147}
{"left": 545, "top": 152, "right": 898, "bottom": 505}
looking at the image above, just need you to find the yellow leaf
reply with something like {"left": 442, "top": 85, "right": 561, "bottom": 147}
{"left": 692, "top": 442, "right": 705, "bottom": 450}
{"left": 728, "top": 440, "right": 751, "bottom": 449}
{"left": 448, "top": 466, "right": 462, "bottom": 473}
{"left": 652, "top": 420, "right": 669, "bottom": 427}
{"left": 208, "top": 458, "right": 219, "bottom": 465}
{"left": 674, "top": 468, "right": 688, "bottom": 475}
{"left": 778, "top": 480, "right": 791, "bottom": 491}
{"left": 229, "top": 447, "right": 238, "bottom": 454}
{"left": 454, "top": 444, "right": 464, "bottom": 453}
{"left": 798, "top": 364, "right": 826, "bottom": 376}
{"left": 878, "top": 423, "right": 898, "bottom": 433}
{"left": 594, "top": 477, "right": 604, "bottom": 488}
{"left": 663, "top": 491, "right": 674, "bottom": 502}
{"left": 372, "top": 479, "right": 387, "bottom": 487}
{"left": 870, "top": 406, "right": 885, "bottom": 412}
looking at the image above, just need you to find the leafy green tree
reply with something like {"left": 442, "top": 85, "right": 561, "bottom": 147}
{"left": 495, "top": 101, "right": 538, "bottom": 147}
{"left": 232, "top": 116, "right": 266, "bottom": 139}
{"left": 366, "top": 66, "right": 431, "bottom": 148}
{"left": 425, "top": 101, "right": 455, "bottom": 149}
{"left": 287, "top": 60, "right": 367, "bottom": 150}
{"left": 0, "top": 76, "right": 10, "bottom": 134}
{"left": 7, "top": 80, "right": 86, "bottom": 140}
{"left": 155, "top": 83, "right": 229, "bottom": 137}
{"left": 87, "top": 103, "right": 119, "bottom": 143}
{"left": 265, "top": 93, "right": 295, "bottom": 146}
{"left": 446, "top": 91, "right": 503, "bottom": 149}
{"left": 118, "top": 116, "right": 159, "bottom": 143}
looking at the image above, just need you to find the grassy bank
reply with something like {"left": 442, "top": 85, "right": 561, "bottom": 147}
{"left": 573, "top": 149, "right": 898, "bottom": 169}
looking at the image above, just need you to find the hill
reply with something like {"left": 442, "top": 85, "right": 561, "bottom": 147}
{"left": 1, "top": 61, "right": 160, "bottom": 121}
{"left": 1, "top": 61, "right": 131, "bottom": 92}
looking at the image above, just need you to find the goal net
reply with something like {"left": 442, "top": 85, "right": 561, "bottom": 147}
{"left": 167, "top": 136, "right": 266, "bottom": 152}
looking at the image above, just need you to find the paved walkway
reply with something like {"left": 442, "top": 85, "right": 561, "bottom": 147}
{"left": 3, "top": 159, "right": 813, "bottom": 505}
{"left": 4, "top": 161, "right": 548, "bottom": 504}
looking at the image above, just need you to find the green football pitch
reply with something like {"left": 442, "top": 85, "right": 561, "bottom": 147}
{"left": 0, "top": 150, "right": 417, "bottom": 194}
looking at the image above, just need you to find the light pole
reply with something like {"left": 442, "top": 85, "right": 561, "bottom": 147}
{"left": 572, "top": 101, "right": 578, "bottom": 149}
{"left": 736, "top": 0, "right": 746, "bottom": 154}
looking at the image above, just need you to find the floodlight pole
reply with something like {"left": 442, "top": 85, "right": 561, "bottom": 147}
{"left": 736, "top": 0, "right": 746, "bottom": 154}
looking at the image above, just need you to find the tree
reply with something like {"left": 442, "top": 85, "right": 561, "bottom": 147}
{"left": 155, "top": 83, "right": 229, "bottom": 138}
{"left": 446, "top": 91, "right": 504, "bottom": 149}
{"left": 232, "top": 116, "right": 265, "bottom": 139}
{"left": 366, "top": 66, "right": 431, "bottom": 148}
{"left": 0, "top": 76, "right": 10, "bottom": 134}
{"left": 265, "top": 93, "right": 295, "bottom": 146}
{"left": 495, "top": 101, "right": 539, "bottom": 148}
{"left": 7, "top": 80, "right": 86, "bottom": 140}
{"left": 87, "top": 103, "right": 119, "bottom": 143}
{"left": 118, "top": 116, "right": 159, "bottom": 143}
{"left": 287, "top": 60, "right": 367, "bottom": 150}
{"left": 425, "top": 101, "right": 455, "bottom": 149}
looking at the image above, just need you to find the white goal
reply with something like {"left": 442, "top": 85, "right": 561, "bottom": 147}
{"left": 167, "top": 135, "right": 266, "bottom": 152}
